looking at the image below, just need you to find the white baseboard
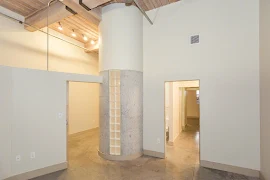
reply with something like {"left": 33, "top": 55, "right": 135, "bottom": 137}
{"left": 5, "top": 162, "right": 67, "bottom": 180}
{"left": 200, "top": 160, "right": 259, "bottom": 178}
{"left": 143, "top": 149, "right": 165, "bottom": 159}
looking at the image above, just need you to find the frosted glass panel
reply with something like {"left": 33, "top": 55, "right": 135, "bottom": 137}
{"left": 109, "top": 70, "right": 121, "bottom": 155}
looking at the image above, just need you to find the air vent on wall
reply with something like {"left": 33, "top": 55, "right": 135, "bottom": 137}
{"left": 191, "top": 35, "right": 200, "bottom": 44}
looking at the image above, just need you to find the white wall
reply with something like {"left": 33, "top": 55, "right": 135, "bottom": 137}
{"left": 180, "top": 87, "right": 186, "bottom": 128}
{"left": 143, "top": 0, "right": 260, "bottom": 171}
{"left": 68, "top": 82, "right": 99, "bottom": 135}
{"left": 173, "top": 81, "right": 199, "bottom": 88}
{"left": 186, "top": 90, "right": 200, "bottom": 118}
{"left": 168, "top": 81, "right": 199, "bottom": 142}
{"left": 260, "top": 0, "right": 270, "bottom": 179}
{"left": 165, "top": 82, "right": 173, "bottom": 142}
{"left": 165, "top": 82, "right": 170, "bottom": 130}
{"left": 175, "top": 81, "right": 199, "bottom": 129}
{"left": 165, "top": 82, "right": 181, "bottom": 143}
{"left": 0, "top": 9, "right": 99, "bottom": 75}
{"left": 0, "top": 8, "right": 100, "bottom": 135}
{"left": 0, "top": 8, "right": 101, "bottom": 179}
{"left": 0, "top": 68, "right": 12, "bottom": 180}
{"left": 172, "top": 82, "right": 181, "bottom": 141}
{"left": 99, "top": 4, "right": 143, "bottom": 72}
{"left": 0, "top": 66, "right": 102, "bottom": 180}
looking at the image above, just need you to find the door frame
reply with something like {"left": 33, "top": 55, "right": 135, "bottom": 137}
{"left": 66, "top": 81, "right": 69, "bottom": 163}
{"left": 65, "top": 80, "right": 101, "bottom": 166}
{"left": 164, "top": 80, "right": 201, "bottom": 161}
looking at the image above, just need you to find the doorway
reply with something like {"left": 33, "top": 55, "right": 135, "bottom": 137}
{"left": 164, "top": 80, "right": 200, "bottom": 164}
{"left": 66, "top": 81, "right": 100, "bottom": 166}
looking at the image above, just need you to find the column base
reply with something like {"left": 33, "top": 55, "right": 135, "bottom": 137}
{"left": 98, "top": 151, "right": 143, "bottom": 161}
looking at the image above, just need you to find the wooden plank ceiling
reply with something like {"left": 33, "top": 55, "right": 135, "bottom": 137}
{"left": 0, "top": 0, "right": 51, "bottom": 17}
{"left": 0, "top": 0, "right": 179, "bottom": 52}
{"left": 49, "top": 14, "right": 99, "bottom": 43}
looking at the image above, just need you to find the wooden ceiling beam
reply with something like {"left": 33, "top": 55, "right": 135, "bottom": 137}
{"left": 77, "top": 0, "right": 112, "bottom": 10}
{"left": 25, "top": 1, "right": 73, "bottom": 32}
{"left": 60, "top": 0, "right": 101, "bottom": 25}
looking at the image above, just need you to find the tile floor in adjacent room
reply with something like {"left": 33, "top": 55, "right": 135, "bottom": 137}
{"left": 32, "top": 119, "right": 259, "bottom": 180}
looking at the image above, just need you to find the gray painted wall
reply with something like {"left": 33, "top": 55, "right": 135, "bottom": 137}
{"left": 260, "top": 0, "right": 270, "bottom": 179}
{"left": 0, "top": 66, "right": 102, "bottom": 180}
{"left": 143, "top": 0, "right": 260, "bottom": 170}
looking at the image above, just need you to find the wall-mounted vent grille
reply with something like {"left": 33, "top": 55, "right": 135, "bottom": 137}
{"left": 191, "top": 35, "right": 200, "bottom": 44}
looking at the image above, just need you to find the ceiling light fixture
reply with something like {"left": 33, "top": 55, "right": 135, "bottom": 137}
{"left": 83, "top": 35, "right": 88, "bottom": 41}
{"left": 91, "top": 40, "right": 95, "bottom": 45}
{"left": 58, "top": 22, "right": 63, "bottom": 31}
{"left": 72, "top": 29, "right": 76, "bottom": 37}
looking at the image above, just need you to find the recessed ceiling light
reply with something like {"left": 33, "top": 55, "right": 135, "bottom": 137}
{"left": 58, "top": 22, "right": 63, "bottom": 31}
{"left": 91, "top": 40, "right": 95, "bottom": 45}
{"left": 83, "top": 35, "right": 88, "bottom": 41}
{"left": 72, "top": 29, "right": 76, "bottom": 37}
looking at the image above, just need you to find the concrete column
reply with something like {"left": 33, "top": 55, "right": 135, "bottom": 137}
{"left": 99, "top": 4, "right": 143, "bottom": 160}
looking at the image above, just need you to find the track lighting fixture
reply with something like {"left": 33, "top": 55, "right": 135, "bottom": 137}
{"left": 72, "top": 29, "right": 76, "bottom": 37}
{"left": 83, "top": 34, "right": 88, "bottom": 41}
{"left": 58, "top": 22, "right": 63, "bottom": 31}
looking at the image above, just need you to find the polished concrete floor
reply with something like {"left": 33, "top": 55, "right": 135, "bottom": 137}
{"left": 32, "top": 119, "right": 259, "bottom": 180}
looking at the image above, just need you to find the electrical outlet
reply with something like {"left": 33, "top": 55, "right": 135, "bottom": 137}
{"left": 157, "top": 138, "right": 161, "bottom": 144}
{"left": 30, "top": 152, "right": 35, "bottom": 159}
{"left": 58, "top": 113, "right": 63, "bottom": 119}
{"left": 16, "top": 155, "right": 21, "bottom": 161}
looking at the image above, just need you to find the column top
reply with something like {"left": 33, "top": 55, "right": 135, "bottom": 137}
{"left": 102, "top": 3, "right": 127, "bottom": 14}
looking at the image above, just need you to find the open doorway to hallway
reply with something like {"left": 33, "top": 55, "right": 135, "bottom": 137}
{"left": 165, "top": 80, "right": 200, "bottom": 165}
{"left": 66, "top": 81, "right": 100, "bottom": 167}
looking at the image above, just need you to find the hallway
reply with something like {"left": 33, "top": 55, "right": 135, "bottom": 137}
{"left": 32, "top": 123, "right": 259, "bottom": 180}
